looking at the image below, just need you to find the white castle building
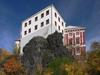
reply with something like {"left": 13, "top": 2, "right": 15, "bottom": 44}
{"left": 16, "top": 4, "right": 66, "bottom": 55}
{"left": 15, "top": 4, "right": 86, "bottom": 56}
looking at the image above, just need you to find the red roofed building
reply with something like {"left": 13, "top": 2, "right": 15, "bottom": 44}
{"left": 64, "top": 25, "right": 86, "bottom": 59}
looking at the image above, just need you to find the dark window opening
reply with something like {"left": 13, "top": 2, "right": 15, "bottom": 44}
{"left": 29, "top": 28, "right": 31, "bottom": 33}
{"left": 55, "top": 21, "right": 57, "bottom": 26}
{"left": 69, "top": 40, "right": 72, "bottom": 45}
{"left": 35, "top": 25, "right": 38, "bottom": 30}
{"left": 58, "top": 26, "right": 60, "bottom": 30}
{"left": 25, "top": 23, "right": 27, "bottom": 27}
{"left": 29, "top": 20, "right": 31, "bottom": 25}
{"left": 46, "top": 10, "right": 49, "bottom": 15}
{"left": 69, "top": 33, "right": 72, "bottom": 36}
{"left": 62, "top": 22, "right": 63, "bottom": 26}
{"left": 41, "top": 13, "right": 44, "bottom": 18}
{"left": 55, "top": 13, "right": 57, "bottom": 18}
{"left": 24, "top": 31, "right": 27, "bottom": 35}
{"left": 35, "top": 17, "right": 38, "bottom": 21}
{"left": 77, "top": 48, "right": 80, "bottom": 53}
{"left": 41, "top": 22, "right": 44, "bottom": 27}
{"left": 46, "top": 19, "right": 49, "bottom": 25}
{"left": 76, "top": 32, "right": 79, "bottom": 35}
{"left": 76, "top": 39, "right": 79, "bottom": 44}
{"left": 58, "top": 17, "right": 60, "bottom": 22}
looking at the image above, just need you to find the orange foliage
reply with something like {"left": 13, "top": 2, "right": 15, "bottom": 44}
{"left": 4, "top": 57, "right": 25, "bottom": 75}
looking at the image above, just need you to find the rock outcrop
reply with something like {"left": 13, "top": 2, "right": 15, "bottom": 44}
{"left": 21, "top": 31, "right": 74, "bottom": 75}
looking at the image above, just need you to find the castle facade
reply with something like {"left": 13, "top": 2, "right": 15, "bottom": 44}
{"left": 15, "top": 4, "right": 86, "bottom": 56}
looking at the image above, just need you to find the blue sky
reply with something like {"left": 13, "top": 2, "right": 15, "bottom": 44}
{"left": 0, "top": 0, "right": 100, "bottom": 53}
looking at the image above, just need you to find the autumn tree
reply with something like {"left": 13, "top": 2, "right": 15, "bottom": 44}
{"left": 0, "top": 48, "right": 11, "bottom": 67}
{"left": 90, "top": 41, "right": 100, "bottom": 51}
{"left": 4, "top": 57, "right": 25, "bottom": 75}
{"left": 85, "top": 41, "right": 100, "bottom": 75}
{"left": 87, "top": 49, "right": 100, "bottom": 75}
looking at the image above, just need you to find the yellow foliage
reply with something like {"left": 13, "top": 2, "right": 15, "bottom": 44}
{"left": 65, "top": 62, "right": 88, "bottom": 75}
{"left": 87, "top": 50, "right": 100, "bottom": 73}
{"left": 0, "top": 72, "right": 6, "bottom": 75}
{"left": 43, "top": 72, "right": 53, "bottom": 75}
{"left": 0, "top": 48, "right": 11, "bottom": 62}
{"left": 35, "top": 65, "right": 53, "bottom": 75}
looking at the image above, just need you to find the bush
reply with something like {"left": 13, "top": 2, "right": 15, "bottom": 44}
{"left": 47, "top": 57, "right": 73, "bottom": 75}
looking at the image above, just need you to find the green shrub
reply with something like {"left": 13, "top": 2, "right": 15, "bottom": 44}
{"left": 47, "top": 57, "right": 73, "bottom": 75}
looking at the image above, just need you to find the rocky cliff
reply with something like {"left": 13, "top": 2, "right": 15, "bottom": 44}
{"left": 21, "top": 31, "right": 74, "bottom": 75}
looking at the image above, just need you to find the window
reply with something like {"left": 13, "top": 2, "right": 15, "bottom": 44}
{"left": 35, "top": 25, "right": 38, "bottom": 30}
{"left": 76, "top": 39, "right": 79, "bottom": 44}
{"left": 35, "top": 16, "right": 38, "bottom": 21}
{"left": 46, "top": 19, "right": 49, "bottom": 25}
{"left": 69, "top": 40, "right": 72, "bottom": 45}
{"left": 24, "top": 31, "right": 27, "bottom": 35}
{"left": 58, "top": 17, "right": 60, "bottom": 22}
{"left": 41, "top": 22, "right": 44, "bottom": 27}
{"left": 62, "top": 30, "right": 63, "bottom": 34}
{"left": 41, "top": 13, "right": 44, "bottom": 18}
{"left": 77, "top": 48, "right": 80, "bottom": 54}
{"left": 55, "top": 13, "right": 57, "bottom": 18}
{"left": 29, "top": 20, "right": 31, "bottom": 25}
{"left": 58, "top": 26, "right": 60, "bottom": 30}
{"left": 25, "top": 23, "right": 27, "bottom": 27}
{"left": 29, "top": 28, "right": 31, "bottom": 33}
{"left": 46, "top": 10, "right": 49, "bottom": 15}
{"left": 76, "top": 32, "right": 79, "bottom": 35}
{"left": 55, "top": 21, "right": 57, "bottom": 26}
{"left": 69, "top": 33, "right": 72, "bottom": 36}
{"left": 62, "top": 22, "right": 63, "bottom": 26}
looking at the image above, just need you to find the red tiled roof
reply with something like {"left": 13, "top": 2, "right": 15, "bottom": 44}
{"left": 15, "top": 38, "right": 20, "bottom": 41}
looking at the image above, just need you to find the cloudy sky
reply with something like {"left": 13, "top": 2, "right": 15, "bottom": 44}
{"left": 0, "top": 0, "right": 100, "bottom": 53}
